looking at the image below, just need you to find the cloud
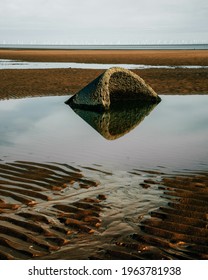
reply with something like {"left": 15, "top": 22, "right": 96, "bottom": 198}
{"left": 0, "top": 0, "right": 207, "bottom": 43}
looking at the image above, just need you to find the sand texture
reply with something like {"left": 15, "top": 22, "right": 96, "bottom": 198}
{"left": 0, "top": 49, "right": 208, "bottom": 260}
{"left": 0, "top": 161, "right": 207, "bottom": 260}
{"left": 0, "top": 49, "right": 208, "bottom": 100}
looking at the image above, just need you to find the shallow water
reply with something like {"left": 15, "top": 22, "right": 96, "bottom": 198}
{"left": 0, "top": 59, "right": 208, "bottom": 70}
{"left": 0, "top": 95, "right": 207, "bottom": 172}
{"left": 0, "top": 95, "right": 208, "bottom": 259}
{"left": 1, "top": 43, "right": 208, "bottom": 50}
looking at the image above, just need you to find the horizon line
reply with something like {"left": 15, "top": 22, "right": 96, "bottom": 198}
{"left": 1, "top": 43, "right": 208, "bottom": 45}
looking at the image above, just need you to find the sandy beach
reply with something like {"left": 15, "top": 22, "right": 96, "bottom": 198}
{"left": 0, "top": 160, "right": 207, "bottom": 260}
{"left": 0, "top": 49, "right": 208, "bottom": 260}
{"left": 0, "top": 49, "right": 208, "bottom": 99}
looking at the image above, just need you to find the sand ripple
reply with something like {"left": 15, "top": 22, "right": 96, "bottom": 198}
{"left": 91, "top": 173, "right": 208, "bottom": 260}
{"left": 0, "top": 161, "right": 102, "bottom": 259}
{"left": 0, "top": 161, "right": 207, "bottom": 259}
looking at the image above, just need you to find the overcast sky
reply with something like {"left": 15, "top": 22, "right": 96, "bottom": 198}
{"left": 0, "top": 0, "right": 207, "bottom": 44}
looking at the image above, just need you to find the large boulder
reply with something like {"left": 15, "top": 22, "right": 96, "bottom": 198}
{"left": 66, "top": 67, "right": 161, "bottom": 110}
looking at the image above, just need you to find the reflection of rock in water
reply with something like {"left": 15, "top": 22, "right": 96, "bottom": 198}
{"left": 69, "top": 101, "right": 158, "bottom": 140}
{"left": 65, "top": 67, "right": 161, "bottom": 110}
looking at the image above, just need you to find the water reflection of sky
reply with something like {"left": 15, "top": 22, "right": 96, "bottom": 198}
{"left": 0, "top": 95, "right": 207, "bottom": 172}
{"left": 0, "top": 59, "right": 208, "bottom": 70}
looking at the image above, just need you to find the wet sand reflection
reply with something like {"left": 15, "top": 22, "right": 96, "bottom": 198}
{"left": 0, "top": 161, "right": 207, "bottom": 259}
{"left": 92, "top": 173, "right": 208, "bottom": 260}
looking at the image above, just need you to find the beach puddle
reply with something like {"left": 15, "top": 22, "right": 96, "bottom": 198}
{"left": 0, "top": 59, "right": 208, "bottom": 70}
{"left": 0, "top": 95, "right": 207, "bottom": 171}
{"left": 0, "top": 95, "right": 208, "bottom": 259}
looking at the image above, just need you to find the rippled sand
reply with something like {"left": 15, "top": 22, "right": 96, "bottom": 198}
{"left": 0, "top": 49, "right": 208, "bottom": 100}
{"left": 0, "top": 49, "right": 207, "bottom": 259}
{"left": 0, "top": 161, "right": 207, "bottom": 260}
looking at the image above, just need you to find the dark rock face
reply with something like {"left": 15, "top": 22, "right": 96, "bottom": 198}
{"left": 66, "top": 67, "right": 161, "bottom": 110}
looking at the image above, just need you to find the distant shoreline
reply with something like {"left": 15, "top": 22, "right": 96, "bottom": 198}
{"left": 0, "top": 43, "right": 208, "bottom": 50}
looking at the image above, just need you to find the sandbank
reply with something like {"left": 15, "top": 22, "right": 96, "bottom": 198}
{"left": 0, "top": 49, "right": 208, "bottom": 99}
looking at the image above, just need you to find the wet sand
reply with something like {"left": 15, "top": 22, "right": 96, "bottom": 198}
{"left": 0, "top": 50, "right": 208, "bottom": 259}
{"left": 1, "top": 49, "right": 208, "bottom": 65}
{"left": 0, "top": 161, "right": 207, "bottom": 260}
{"left": 0, "top": 49, "right": 208, "bottom": 99}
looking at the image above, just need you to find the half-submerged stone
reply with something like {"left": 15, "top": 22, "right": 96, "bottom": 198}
{"left": 65, "top": 67, "right": 161, "bottom": 110}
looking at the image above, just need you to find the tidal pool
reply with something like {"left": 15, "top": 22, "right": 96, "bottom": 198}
{"left": 0, "top": 95, "right": 207, "bottom": 172}
{"left": 1, "top": 59, "right": 208, "bottom": 70}
{"left": 0, "top": 95, "right": 208, "bottom": 260}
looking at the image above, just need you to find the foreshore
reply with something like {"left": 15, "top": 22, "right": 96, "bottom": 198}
{"left": 0, "top": 49, "right": 208, "bottom": 260}
{"left": 0, "top": 49, "right": 208, "bottom": 99}
{"left": 0, "top": 159, "right": 207, "bottom": 260}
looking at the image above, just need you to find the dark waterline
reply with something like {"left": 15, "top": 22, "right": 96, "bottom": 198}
{"left": 0, "top": 43, "right": 208, "bottom": 50}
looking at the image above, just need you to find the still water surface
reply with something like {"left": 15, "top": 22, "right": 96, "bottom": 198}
{"left": 0, "top": 95, "right": 208, "bottom": 259}
{"left": 1, "top": 59, "right": 208, "bottom": 70}
{"left": 0, "top": 95, "right": 207, "bottom": 173}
